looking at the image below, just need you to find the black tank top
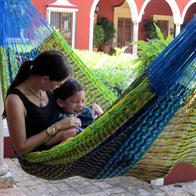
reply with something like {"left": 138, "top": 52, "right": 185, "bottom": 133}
{"left": 8, "top": 89, "right": 56, "bottom": 139}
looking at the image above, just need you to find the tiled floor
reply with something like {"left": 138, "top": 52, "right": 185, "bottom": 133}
{"left": 0, "top": 158, "right": 196, "bottom": 196}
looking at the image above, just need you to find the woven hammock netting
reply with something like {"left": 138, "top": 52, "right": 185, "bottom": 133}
{"left": 0, "top": 0, "right": 195, "bottom": 181}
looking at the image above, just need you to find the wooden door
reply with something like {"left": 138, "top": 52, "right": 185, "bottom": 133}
{"left": 117, "top": 18, "right": 132, "bottom": 52}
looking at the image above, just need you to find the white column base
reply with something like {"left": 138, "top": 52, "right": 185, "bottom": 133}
{"left": 0, "top": 163, "right": 14, "bottom": 188}
{"left": 151, "top": 178, "right": 164, "bottom": 186}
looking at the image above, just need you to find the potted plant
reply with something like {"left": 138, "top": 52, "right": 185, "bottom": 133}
{"left": 97, "top": 17, "right": 115, "bottom": 53}
{"left": 143, "top": 19, "right": 163, "bottom": 39}
{"left": 93, "top": 24, "right": 105, "bottom": 51}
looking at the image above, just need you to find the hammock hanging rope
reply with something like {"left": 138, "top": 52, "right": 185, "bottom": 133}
{"left": 0, "top": 0, "right": 195, "bottom": 181}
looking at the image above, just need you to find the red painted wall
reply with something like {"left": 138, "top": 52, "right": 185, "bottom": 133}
{"left": 177, "top": 0, "right": 192, "bottom": 13}
{"left": 70, "top": 1, "right": 93, "bottom": 49}
{"left": 31, "top": 0, "right": 92, "bottom": 49}
{"left": 164, "top": 163, "right": 196, "bottom": 185}
{"left": 135, "top": 0, "right": 145, "bottom": 13}
{"left": 98, "top": 0, "right": 124, "bottom": 20}
{"left": 32, "top": 0, "right": 54, "bottom": 18}
{"left": 184, "top": 3, "right": 196, "bottom": 23}
{"left": 4, "top": 137, "right": 15, "bottom": 158}
{"left": 29, "top": 1, "right": 196, "bottom": 49}
{"left": 135, "top": 0, "right": 190, "bottom": 14}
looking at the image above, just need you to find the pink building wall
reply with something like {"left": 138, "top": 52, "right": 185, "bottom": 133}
{"left": 31, "top": 0, "right": 196, "bottom": 50}
{"left": 31, "top": 0, "right": 93, "bottom": 49}
{"left": 69, "top": 1, "right": 93, "bottom": 49}
{"left": 177, "top": 0, "right": 192, "bottom": 13}
{"left": 32, "top": 0, "right": 54, "bottom": 18}
{"left": 184, "top": 4, "right": 196, "bottom": 22}
{"left": 98, "top": 0, "right": 124, "bottom": 20}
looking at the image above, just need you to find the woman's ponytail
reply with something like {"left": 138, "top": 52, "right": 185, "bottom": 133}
{"left": 2, "top": 60, "right": 32, "bottom": 118}
{"left": 6, "top": 60, "right": 32, "bottom": 94}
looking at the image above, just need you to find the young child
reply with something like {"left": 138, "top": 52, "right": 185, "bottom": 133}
{"left": 52, "top": 77, "right": 103, "bottom": 140}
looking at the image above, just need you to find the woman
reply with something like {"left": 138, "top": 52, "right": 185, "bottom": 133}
{"left": 3, "top": 50, "right": 81, "bottom": 156}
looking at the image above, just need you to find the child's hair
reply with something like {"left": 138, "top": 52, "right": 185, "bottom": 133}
{"left": 54, "top": 77, "right": 84, "bottom": 101}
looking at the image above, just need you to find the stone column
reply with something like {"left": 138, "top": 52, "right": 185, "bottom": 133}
{"left": 0, "top": 81, "right": 14, "bottom": 188}
{"left": 132, "top": 21, "right": 139, "bottom": 56}
{"left": 71, "top": 11, "right": 77, "bottom": 49}
{"left": 175, "top": 23, "right": 181, "bottom": 37}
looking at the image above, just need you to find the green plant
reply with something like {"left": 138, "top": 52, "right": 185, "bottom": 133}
{"left": 97, "top": 17, "right": 115, "bottom": 44}
{"left": 143, "top": 19, "right": 163, "bottom": 39}
{"left": 93, "top": 24, "right": 105, "bottom": 47}
{"left": 133, "top": 23, "right": 173, "bottom": 72}
{"left": 76, "top": 49, "right": 139, "bottom": 96}
{"left": 114, "top": 46, "right": 128, "bottom": 56}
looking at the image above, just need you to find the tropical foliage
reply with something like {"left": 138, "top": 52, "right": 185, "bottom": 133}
{"left": 76, "top": 50, "right": 138, "bottom": 96}
{"left": 133, "top": 23, "right": 173, "bottom": 72}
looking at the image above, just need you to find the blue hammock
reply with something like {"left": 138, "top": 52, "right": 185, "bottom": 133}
{"left": 0, "top": 0, "right": 195, "bottom": 180}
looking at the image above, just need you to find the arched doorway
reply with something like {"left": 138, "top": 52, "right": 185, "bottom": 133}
{"left": 89, "top": 0, "right": 138, "bottom": 54}
{"left": 113, "top": 1, "right": 132, "bottom": 53}
{"left": 139, "top": 0, "right": 181, "bottom": 38}
{"left": 139, "top": 0, "right": 174, "bottom": 40}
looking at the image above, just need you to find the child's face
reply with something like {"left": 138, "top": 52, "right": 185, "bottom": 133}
{"left": 58, "top": 90, "right": 85, "bottom": 114}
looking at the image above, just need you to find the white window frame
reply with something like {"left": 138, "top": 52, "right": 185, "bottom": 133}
{"left": 46, "top": 7, "right": 78, "bottom": 48}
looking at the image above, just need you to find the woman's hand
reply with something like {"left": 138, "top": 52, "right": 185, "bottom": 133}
{"left": 55, "top": 116, "right": 81, "bottom": 131}
{"left": 45, "top": 128, "right": 78, "bottom": 146}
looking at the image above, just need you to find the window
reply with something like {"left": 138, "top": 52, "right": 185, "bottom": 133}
{"left": 47, "top": 7, "right": 77, "bottom": 48}
{"left": 50, "top": 12, "right": 72, "bottom": 45}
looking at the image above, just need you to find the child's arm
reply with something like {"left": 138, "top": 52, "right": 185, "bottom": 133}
{"left": 92, "top": 103, "right": 103, "bottom": 120}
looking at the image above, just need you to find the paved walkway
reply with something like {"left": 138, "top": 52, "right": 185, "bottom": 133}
{"left": 0, "top": 158, "right": 196, "bottom": 196}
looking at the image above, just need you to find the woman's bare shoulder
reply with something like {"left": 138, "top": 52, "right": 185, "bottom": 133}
{"left": 6, "top": 93, "right": 24, "bottom": 107}
{"left": 6, "top": 93, "right": 26, "bottom": 118}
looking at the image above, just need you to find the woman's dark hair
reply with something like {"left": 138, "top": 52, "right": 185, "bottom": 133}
{"left": 7, "top": 50, "right": 71, "bottom": 95}
{"left": 54, "top": 77, "right": 84, "bottom": 101}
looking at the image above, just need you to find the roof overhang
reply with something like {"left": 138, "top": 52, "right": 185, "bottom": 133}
{"left": 49, "top": 0, "right": 76, "bottom": 7}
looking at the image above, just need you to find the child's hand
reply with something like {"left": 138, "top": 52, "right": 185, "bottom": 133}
{"left": 61, "top": 128, "right": 78, "bottom": 142}
{"left": 92, "top": 103, "right": 103, "bottom": 120}
{"left": 45, "top": 128, "right": 78, "bottom": 146}
{"left": 56, "top": 116, "right": 81, "bottom": 130}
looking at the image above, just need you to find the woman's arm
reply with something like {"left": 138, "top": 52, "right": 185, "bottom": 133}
{"left": 6, "top": 94, "right": 50, "bottom": 155}
{"left": 6, "top": 94, "right": 81, "bottom": 156}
